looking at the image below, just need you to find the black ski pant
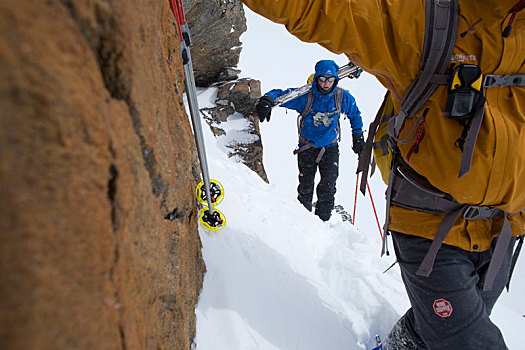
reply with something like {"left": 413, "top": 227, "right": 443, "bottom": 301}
{"left": 297, "top": 145, "right": 339, "bottom": 221}
{"left": 391, "top": 230, "right": 516, "bottom": 350}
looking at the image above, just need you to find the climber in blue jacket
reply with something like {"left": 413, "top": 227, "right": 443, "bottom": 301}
{"left": 256, "top": 60, "right": 364, "bottom": 221}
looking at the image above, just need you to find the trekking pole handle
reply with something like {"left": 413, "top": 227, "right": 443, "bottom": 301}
{"left": 169, "top": 0, "right": 191, "bottom": 62}
{"left": 169, "top": 0, "right": 183, "bottom": 41}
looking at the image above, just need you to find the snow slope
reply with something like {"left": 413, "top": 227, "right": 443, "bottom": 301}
{"left": 193, "top": 6, "right": 525, "bottom": 350}
{"left": 193, "top": 88, "right": 405, "bottom": 350}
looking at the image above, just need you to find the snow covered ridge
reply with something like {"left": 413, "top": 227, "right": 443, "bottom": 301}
{"left": 192, "top": 86, "right": 408, "bottom": 349}
{"left": 194, "top": 150, "right": 406, "bottom": 348}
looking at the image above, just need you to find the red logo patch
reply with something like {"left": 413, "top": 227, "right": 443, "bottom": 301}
{"left": 433, "top": 298, "right": 453, "bottom": 318}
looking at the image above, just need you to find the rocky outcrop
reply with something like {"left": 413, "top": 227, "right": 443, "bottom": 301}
{"left": 0, "top": 1, "right": 204, "bottom": 349}
{"left": 182, "top": 0, "right": 247, "bottom": 87}
{"left": 179, "top": 0, "right": 265, "bottom": 182}
{"left": 201, "top": 79, "right": 268, "bottom": 182}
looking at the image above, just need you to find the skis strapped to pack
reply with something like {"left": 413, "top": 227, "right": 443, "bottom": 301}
{"left": 293, "top": 87, "right": 343, "bottom": 163}
{"left": 273, "top": 62, "right": 362, "bottom": 106}
{"left": 357, "top": 0, "right": 524, "bottom": 291}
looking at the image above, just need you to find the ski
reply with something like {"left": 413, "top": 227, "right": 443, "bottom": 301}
{"left": 169, "top": 0, "right": 227, "bottom": 230}
{"left": 273, "top": 62, "right": 363, "bottom": 106}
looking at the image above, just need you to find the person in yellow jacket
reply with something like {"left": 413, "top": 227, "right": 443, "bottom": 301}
{"left": 241, "top": 0, "right": 525, "bottom": 348}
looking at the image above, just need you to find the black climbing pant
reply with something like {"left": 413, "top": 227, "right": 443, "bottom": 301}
{"left": 297, "top": 145, "right": 339, "bottom": 221}
{"left": 390, "top": 230, "right": 516, "bottom": 349}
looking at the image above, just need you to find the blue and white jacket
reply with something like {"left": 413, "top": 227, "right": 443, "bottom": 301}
{"left": 264, "top": 60, "right": 363, "bottom": 148}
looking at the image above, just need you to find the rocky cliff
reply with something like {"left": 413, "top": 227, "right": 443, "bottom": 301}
{"left": 0, "top": 1, "right": 204, "bottom": 348}
{"left": 0, "top": 0, "right": 267, "bottom": 348}
{"left": 183, "top": 0, "right": 247, "bottom": 87}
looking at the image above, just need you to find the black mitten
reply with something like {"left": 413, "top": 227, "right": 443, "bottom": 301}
{"left": 255, "top": 95, "right": 275, "bottom": 122}
{"left": 352, "top": 133, "right": 365, "bottom": 156}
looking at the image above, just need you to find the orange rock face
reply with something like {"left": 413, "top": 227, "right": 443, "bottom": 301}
{"left": 0, "top": 1, "right": 204, "bottom": 349}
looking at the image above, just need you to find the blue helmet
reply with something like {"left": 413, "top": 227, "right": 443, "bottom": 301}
{"left": 313, "top": 60, "right": 339, "bottom": 94}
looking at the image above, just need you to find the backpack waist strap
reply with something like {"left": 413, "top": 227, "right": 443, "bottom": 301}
{"left": 429, "top": 73, "right": 525, "bottom": 87}
{"left": 389, "top": 160, "right": 513, "bottom": 292}
{"left": 484, "top": 74, "right": 525, "bottom": 87}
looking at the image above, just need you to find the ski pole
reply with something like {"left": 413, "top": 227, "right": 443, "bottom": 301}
{"left": 169, "top": 0, "right": 214, "bottom": 211}
{"left": 367, "top": 182, "right": 383, "bottom": 240}
{"left": 352, "top": 173, "right": 359, "bottom": 225}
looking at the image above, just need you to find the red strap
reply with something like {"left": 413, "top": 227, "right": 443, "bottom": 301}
{"left": 406, "top": 116, "right": 426, "bottom": 163}
{"left": 503, "top": 0, "right": 525, "bottom": 36}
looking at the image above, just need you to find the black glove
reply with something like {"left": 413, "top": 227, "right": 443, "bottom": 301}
{"left": 352, "top": 133, "right": 365, "bottom": 156}
{"left": 255, "top": 95, "right": 274, "bottom": 122}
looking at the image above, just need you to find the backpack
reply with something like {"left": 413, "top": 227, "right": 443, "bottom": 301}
{"left": 293, "top": 87, "right": 344, "bottom": 163}
{"left": 357, "top": 0, "right": 525, "bottom": 291}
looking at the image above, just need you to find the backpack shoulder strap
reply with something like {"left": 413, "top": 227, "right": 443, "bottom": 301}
{"left": 359, "top": 0, "right": 458, "bottom": 192}
{"left": 297, "top": 90, "right": 314, "bottom": 145}
{"left": 300, "top": 90, "right": 314, "bottom": 118}
{"left": 390, "top": 0, "right": 459, "bottom": 137}
{"left": 376, "top": 0, "right": 459, "bottom": 257}
{"left": 334, "top": 87, "right": 343, "bottom": 142}
{"left": 335, "top": 87, "right": 343, "bottom": 113}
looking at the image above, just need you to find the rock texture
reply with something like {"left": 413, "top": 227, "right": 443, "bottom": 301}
{"left": 0, "top": 1, "right": 204, "bottom": 349}
{"left": 201, "top": 79, "right": 268, "bottom": 182}
{"left": 182, "top": 0, "right": 247, "bottom": 87}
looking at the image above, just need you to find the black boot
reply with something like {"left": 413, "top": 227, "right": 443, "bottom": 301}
{"left": 384, "top": 316, "right": 419, "bottom": 350}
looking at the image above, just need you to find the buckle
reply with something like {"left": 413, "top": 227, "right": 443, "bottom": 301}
{"left": 484, "top": 75, "right": 505, "bottom": 87}
{"left": 437, "top": 0, "right": 451, "bottom": 7}
{"left": 463, "top": 206, "right": 498, "bottom": 220}
{"left": 484, "top": 75, "right": 525, "bottom": 88}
